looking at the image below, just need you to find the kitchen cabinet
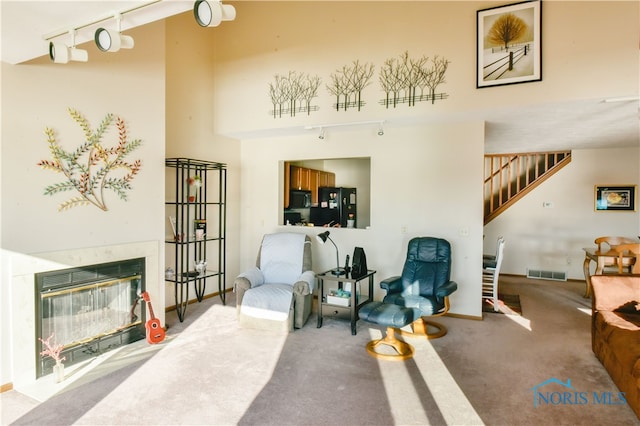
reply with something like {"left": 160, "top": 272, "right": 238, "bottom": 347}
{"left": 290, "top": 166, "right": 311, "bottom": 191}
{"left": 284, "top": 161, "right": 291, "bottom": 208}
{"left": 320, "top": 171, "right": 335, "bottom": 188}
{"left": 284, "top": 164, "right": 335, "bottom": 208}
{"left": 310, "top": 170, "right": 319, "bottom": 205}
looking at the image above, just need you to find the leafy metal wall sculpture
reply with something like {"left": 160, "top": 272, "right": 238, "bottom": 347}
{"left": 37, "top": 108, "right": 142, "bottom": 211}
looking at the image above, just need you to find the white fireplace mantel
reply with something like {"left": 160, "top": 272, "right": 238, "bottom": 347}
{"left": 6, "top": 241, "right": 161, "bottom": 389}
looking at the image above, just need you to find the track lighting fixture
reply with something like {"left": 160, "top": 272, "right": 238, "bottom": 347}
{"left": 194, "top": 0, "right": 236, "bottom": 27}
{"left": 44, "top": 2, "right": 237, "bottom": 63}
{"left": 49, "top": 30, "right": 88, "bottom": 64}
{"left": 95, "top": 14, "right": 134, "bottom": 52}
{"left": 305, "top": 120, "right": 386, "bottom": 139}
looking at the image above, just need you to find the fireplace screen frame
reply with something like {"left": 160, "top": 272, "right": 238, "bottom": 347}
{"left": 35, "top": 258, "right": 146, "bottom": 378}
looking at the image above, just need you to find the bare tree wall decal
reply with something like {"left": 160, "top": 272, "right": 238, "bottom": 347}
{"left": 269, "top": 71, "right": 322, "bottom": 118}
{"left": 379, "top": 51, "right": 450, "bottom": 108}
{"left": 326, "top": 60, "right": 375, "bottom": 112}
{"left": 267, "top": 52, "right": 449, "bottom": 117}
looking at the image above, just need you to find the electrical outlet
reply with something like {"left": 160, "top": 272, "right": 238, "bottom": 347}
{"left": 400, "top": 226, "right": 407, "bottom": 234}
{"left": 459, "top": 227, "right": 469, "bottom": 237}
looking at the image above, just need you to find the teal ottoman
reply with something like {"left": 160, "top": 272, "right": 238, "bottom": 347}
{"left": 359, "top": 301, "right": 414, "bottom": 360}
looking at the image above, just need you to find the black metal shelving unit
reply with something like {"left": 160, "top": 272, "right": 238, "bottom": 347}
{"left": 165, "top": 158, "right": 227, "bottom": 322}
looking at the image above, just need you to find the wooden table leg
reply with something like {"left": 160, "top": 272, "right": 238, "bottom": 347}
{"left": 595, "top": 257, "right": 606, "bottom": 275}
{"left": 583, "top": 255, "right": 592, "bottom": 298}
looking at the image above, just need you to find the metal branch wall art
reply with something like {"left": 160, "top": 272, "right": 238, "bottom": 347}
{"left": 327, "top": 60, "right": 375, "bottom": 111}
{"left": 379, "top": 51, "right": 450, "bottom": 108}
{"left": 269, "top": 71, "right": 322, "bottom": 118}
{"left": 37, "top": 108, "right": 143, "bottom": 212}
{"left": 267, "top": 52, "right": 450, "bottom": 117}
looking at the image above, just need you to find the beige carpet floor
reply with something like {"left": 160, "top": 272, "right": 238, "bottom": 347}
{"left": 2, "top": 275, "right": 639, "bottom": 425}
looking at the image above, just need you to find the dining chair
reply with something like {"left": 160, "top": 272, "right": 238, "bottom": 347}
{"left": 483, "top": 236, "right": 504, "bottom": 269}
{"left": 613, "top": 243, "right": 640, "bottom": 274}
{"left": 482, "top": 237, "right": 505, "bottom": 312}
{"left": 595, "top": 236, "right": 636, "bottom": 252}
{"left": 595, "top": 236, "right": 636, "bottom": 273}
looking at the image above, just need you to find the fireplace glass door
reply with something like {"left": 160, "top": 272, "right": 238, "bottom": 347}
{"left": 36, "top": 258, "right": 146, "bottom": 377}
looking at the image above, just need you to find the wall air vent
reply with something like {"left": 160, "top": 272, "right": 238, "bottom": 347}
{"left": 526, "top": 269, "right": 567, "bottom": 281}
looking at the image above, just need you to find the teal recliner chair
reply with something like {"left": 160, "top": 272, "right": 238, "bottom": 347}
{"left": 359, "top": 237, "right": 458, "bottom": 360}
{"left": 380, "top": 237, "right": 458, "bottom": 339}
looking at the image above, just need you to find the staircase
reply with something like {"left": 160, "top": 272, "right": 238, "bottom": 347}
{"left": 484, "top": 151, "right": 572, "bottom": 224}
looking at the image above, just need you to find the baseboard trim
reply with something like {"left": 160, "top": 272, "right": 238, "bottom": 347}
{"left": 1, "top": 382, "right": 13, "bottom": 393}
{"left": 447, "top": 312, "right": 483, "bottom": 321}
{"left": 501, "top": 273, "right": 585, "bottom": 283}
{"left": 164, "top": 288, "right": 232, "bottom": 312}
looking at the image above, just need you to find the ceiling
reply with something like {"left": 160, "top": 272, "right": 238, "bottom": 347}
{"left": 0, "top": 1, "right": 192, "bottom": 65}
{"left": 2, "top": 1, "right": 638, "bottom": 154}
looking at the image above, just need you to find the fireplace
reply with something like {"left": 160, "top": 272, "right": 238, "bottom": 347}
{"left": 35, "top": 258, "right": 146, "bottom": 378}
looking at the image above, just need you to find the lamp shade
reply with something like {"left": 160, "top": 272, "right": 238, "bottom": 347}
{"left": 194, "top": 0, "right": 223, "bottom": 27}
{"left": 49, "top": 42, "right": 88, "bottom": 63}
{"left": 317, "top": 231, "right": 344, "bottom": 276}
{"left": 94, "top": 28, "right": 134, "bottom": 52}
{"left": 194, "top": 1, "right": 236, "bottom": 27}
{"left": 49, "top": 42, "right": 68, "bottom": 63}
{"left": 317, "top": 231, "right": 330, "bottom": 244}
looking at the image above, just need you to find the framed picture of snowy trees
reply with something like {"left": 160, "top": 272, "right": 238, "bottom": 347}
{"left": 477, "top": 0, "right": 542, "bottom": 88}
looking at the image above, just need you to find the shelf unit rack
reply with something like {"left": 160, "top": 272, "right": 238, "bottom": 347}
{"left": 165, "top": 158, "right": 226, "bottom": 322}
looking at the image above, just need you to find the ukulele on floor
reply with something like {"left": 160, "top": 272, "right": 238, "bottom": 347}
{"left": 141, "top": 291, "right": 166, "bottom": 344}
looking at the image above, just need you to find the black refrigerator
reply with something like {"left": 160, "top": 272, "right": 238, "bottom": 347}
{"left": 310, "top": 187, "right": 357, "bottom": 228}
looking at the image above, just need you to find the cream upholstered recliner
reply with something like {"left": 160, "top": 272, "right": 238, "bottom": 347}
{"left": 233, "top": 232, "right": 314, "bottom": 332}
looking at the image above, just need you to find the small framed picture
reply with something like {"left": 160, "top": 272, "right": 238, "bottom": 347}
{"left": 595, "top": 185, "right": 637, "bottom": 211}
{"left": 477, "top": 0, "right": 542, "bottom": 88}
{"left": 194, "top": 219, "right": 206, "bottom": 240}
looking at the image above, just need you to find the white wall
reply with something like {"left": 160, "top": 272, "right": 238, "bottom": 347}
{"left": 1, "top": 22, "right": 167, "bottom": 386}
{"left": 211, "top": 1, "right": 638, "bottom": 134}
{"left": 484, "top": 147, "right": 640, "bottom": 280}
{"left": 326, "top": 158, "right": 371, "bottom": 228}
{"left": 1, "top": 21, "right": 166, "bottom": 253}
{"left": 240, "top": 122, "right": 485, "bottom": 317}
{"left": 165, "top": 1, "right": 638, "bottom": 316}
{"left": 2, "top": 0, "right": 638, "bottom": 388}
{"left": 165, "top": 13, "right": 242, "bottom": 305}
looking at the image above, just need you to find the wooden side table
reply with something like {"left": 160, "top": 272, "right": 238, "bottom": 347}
{"left": 316, "top": 269, "right": 376, "bottom": 335}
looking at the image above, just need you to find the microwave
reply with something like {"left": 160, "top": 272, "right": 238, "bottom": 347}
{"left": 290, "top": 190, "right": 311, "bottom": 208}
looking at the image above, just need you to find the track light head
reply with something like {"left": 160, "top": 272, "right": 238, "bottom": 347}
{"left": 95, "top": 27, "right": 134, "bottom": 52}
{"left": 318, "top": 128, "right": 325, "bottom": 140}
{"left": 377, "top": 124, "right": 384, "bottom": 136}
{"left": 194, "top": 0, "right": 236, "bottom": 27}
{"left": 221, "top": 3, "right": 236, "bottom": 21}
{"left": 48, "top": 30, "right": 88, "bottom": 64}
{"left": 49, "top": 42, "right": 88, "bottom": 63}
